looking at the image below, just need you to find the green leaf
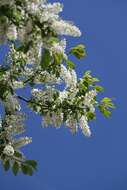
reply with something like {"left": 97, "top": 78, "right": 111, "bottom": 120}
{"left": 41, "top": 49, "right": 52, "bottom": 69}
{"left": 21, "top": 164, "right": 28, "bottom": 175}
{"left": 14, "top": 151, "right": 22, "bottom": 158}
{"left": 48, "top": 37, "right": 59, "bottom": 45}
{"left": 101, "top": 97, "right": 112, "bottom": 103}
{"left": 94, "top": 85, "right": 104, "bottom": 92}
{"left": 92, "top": 77, "right": 100, "bottom": 83}
{"left": 65, "top": 60, "right": 75, "bottom": 70}
{"left": 25, "top": 160, "right": 37, "bottom": 170}
{"left": 98, "top": 96, "right": 115, "bottom": 118}
{"left": 53, "top": 53, "right": 63, "bottom": 65}
{"left": 3, "top": 160, "right": 10, "bottom": 171}
{"left": 12, "top": 162, "right": 19, "bottom": 176}
{"left": 21, "top": 164, "right": 33, "bottom": 176}
{"left": 86, "top": 112, "right": 96, "bottom": 121}
{"left": 106, "top": 102, "right": 115, "bottom": 109}
{"left": 82, "top": 71, "right": 100, "bottom": 88}
{"left": 101, "top": 98, "right": 115, "bottom": 109}
{"left": 98, "top": 105, "right": 112, "bottom": 118}
{"left": 70, "top": 44, "right": 86, "bottom": 59}
{"left": 12, "top": 9, "right": 22, "bottom": 25}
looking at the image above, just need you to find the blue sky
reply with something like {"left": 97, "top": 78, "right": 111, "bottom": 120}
{"left": 1, "top": 0, "right": 127, "bottom": 190}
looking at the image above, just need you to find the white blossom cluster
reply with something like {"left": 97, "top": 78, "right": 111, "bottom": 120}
{"left": 0, "top": 0, "right": 81, "bottom": 45}
{"left": 60, "top": 64, "right": 77, "bottom": 90}
{"left": 0, "top": 0, "right": 14, "bottom": 7}
{"left": 3, "top": 144, "right": 14, "bottom": 156}
{"left": 31, "top": 84, "right": 95, "bottom": 136}
{"left": 50, "top": 39, "right": 67, "bottom": 59}
{"left": 79, "top": 116, "right": 91, "bottom": 137}
{"left": 0, "top": 0, "right": 93, "bottom": 152}
{"left": 51, "top": 20, "right": 81, "bottom": 37}
{"left": 13, "top": 137, "right": 32, "bottom": 148}
{"left": 84, "top": 90, "right": 97, "bottom": 106}
{"left": 0, "top": 0, "right": 114, "bottom": 175}
{"left": 0, "top": 91, "right": 32, "bottom": 160}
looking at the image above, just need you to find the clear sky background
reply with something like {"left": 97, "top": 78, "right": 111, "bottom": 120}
{"left": 1, "top": 0, "right": 127, "bottom": 190}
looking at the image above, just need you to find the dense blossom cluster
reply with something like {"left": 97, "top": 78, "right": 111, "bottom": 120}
{"left": 0, "top": 0, "right": 114, "bottom": 176}
{"left": 3, "top": 144, "right": 15, "bottom": 156}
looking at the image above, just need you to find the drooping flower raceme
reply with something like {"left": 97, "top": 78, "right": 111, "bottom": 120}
{"left": 50, "top": 39, "right": 67, "bottom": 58}
{"left": 79, "top": 116, "right": 91, "bottom": 137}
{"left": 0, "top": 0, "right": 115, "bottom": 176}
{"left": 51, "top": 20, "right": 81, "bottom": 37}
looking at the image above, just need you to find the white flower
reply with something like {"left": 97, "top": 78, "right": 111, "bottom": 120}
{"left": 51, "top": 20, "right": 81, "bottom": 37}
{"left": 79, "top": 116, "right": 91, "bottom": 137}
{"left": 42, "top": 110, "right": 63, "bottom": 128}
{"left": 13, "top": 137, "right": 32, "bottom": 148}
{"left": 13, "top": 81, "right": 24, "bottom": 89}
{"left": 39, "top": 3, "right": 63, "bottom": 23}
{"left": 29, "top": 0, "right": 46, "bottom": 5}
{"left": 51, "top": 40, "right": 65, "bottom": 54}
{"left": 26, "top": 39, "right": 42, "bottom": 64}
{"left": 3, "top": 144, "right": 14, "bottom": 156}
{"left": 84, "top": 90, "right": 97, "bottom": 107}
{"left": 42, "top": 112, "right": 52, "bottom": 127}
{"left": 0, "top": 0, "right": 14, "bottom": 7}
{"left": 58, "top": 90, "right": 68, "bottom": 102}
{"left": 51, "top": 112, "right": 63, "bottom": 128}
{"left": 70, "top": 69, "right": 77, "bottom": 89}
{"left": 0, "top": 116, "right": 2, "bottom": 128}
{"left": 31, "top": 87, "right": 56, "bottom": 104}
{"left": 6, "top": 25, "right": 17, "bottom": 41}
{"left": 4, "top": 94, "right": 21, "bottom": 113}
{"left": 60, "top": 65, "right": 77, "bottom": 90}
{"left": 42, "top": 3, "right": 63, "bottom": 14}
{"left": 26, "top": 2, "right": 39, "bottom": 13}
{"left": 17, "top": 21, "right": 33, "bottom": 43}
{"left": 66, "top": 117, "right": 78, "bottom": 133}
{"left": 40, "top": 12, "right": 59, "bottom": 23}
{"left": 31, "top": 88, "right": 40, "bottom": 95}
{"left": 60, "top": 64, "right": 73, "bottom": 87}
{"left": 50, "top": 39, "right": 67, "bottom": 59}
{"left": 34, "top": 71, "right": 61, "bottom": 84}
